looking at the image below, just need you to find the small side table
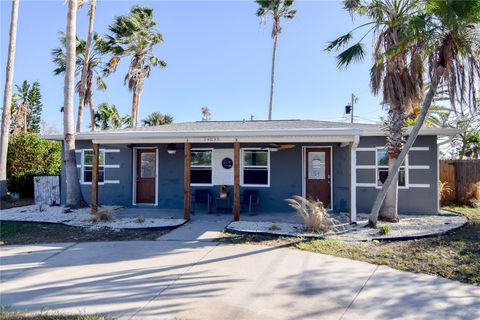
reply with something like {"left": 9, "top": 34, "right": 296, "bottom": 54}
{"left": 215, "top": 196, "right": 231, "bottom": 212}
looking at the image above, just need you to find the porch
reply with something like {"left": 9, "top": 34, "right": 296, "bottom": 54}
{"left": 86, "top": 137, "right": 359, "bottom": 224}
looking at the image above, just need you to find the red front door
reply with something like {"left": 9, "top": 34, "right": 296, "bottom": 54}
{"left": 305, "top": 147, "right": 331, "bottom": 208}
{"left": 136, "top": 149, "right": 156, "bottom": 204}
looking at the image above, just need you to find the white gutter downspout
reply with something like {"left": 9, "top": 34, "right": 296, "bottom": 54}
{"left": 350, "top": 134, "right": 360, "bottom": 224}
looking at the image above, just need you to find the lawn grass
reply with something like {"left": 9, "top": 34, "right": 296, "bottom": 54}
{"left": 0, "top": 221, "right": 169, "bottom": 245}
{"left": 220, "top": 205, "right": 480, "bottom": 285}
{"left": 0, "top": 308, "right": 111, "bottom": 320}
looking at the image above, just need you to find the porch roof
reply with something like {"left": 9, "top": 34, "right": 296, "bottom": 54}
{"left": 41, "top": 119, "right": 463, "bottom": 143}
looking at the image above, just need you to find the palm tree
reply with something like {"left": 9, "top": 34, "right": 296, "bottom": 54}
{"left": 10, "top": 81, "right": 43, "bottom": 134}
{"left": 141, "top": 112, "right": 173, "bottom": 127}
{"left": 327, "top": 0, "right": 423, "bottom": 221}
{"left": 63, "top": 0, "right": 87, "bottom": 208}
{"left": 77, "top": 0, "right": 97, "bottom": 132}
{"left": 327, "top": 0, "right": 480, "bottom": 226}
{"left": 103, "top": 6, "right": 167, "bottom": 128}
{"left": 94, "top": 102, "right": 129, "bottom": 130}
{"left": 52, "top": 31, "right": 107, "bottom": 132}
{"left": 201, "top": 107, "right": 211, "bottom": 121}
{"left": 0, "top": 0, "right": 19, "bottom": 198}
{"left": 256, "top": 0, "right": 296, "bottom": 121}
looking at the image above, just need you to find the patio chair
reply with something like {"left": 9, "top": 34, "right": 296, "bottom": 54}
{"left": 241, "top": 189, "right": 260, "bottom": 213}
{"left": 191, "top": 189, "right": 212, "bottom": 213}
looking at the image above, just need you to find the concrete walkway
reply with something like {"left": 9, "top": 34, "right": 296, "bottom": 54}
{"left": 1, "top": 239, "right": 479, "bottom": 320}
{"left": 156, "top": 212, "right": 231, "bottom": 242}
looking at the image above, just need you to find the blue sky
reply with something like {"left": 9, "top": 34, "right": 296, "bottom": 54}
{"left": 1, "top": 0, "right": 384, "bottom": 131}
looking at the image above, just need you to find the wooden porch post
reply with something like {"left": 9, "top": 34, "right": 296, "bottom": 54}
{"left": 233, "top": 140, "right": 240, "bottom": 221}
{"left": 91, "top": 143, "right": 99, "bottom": 214}
{"left": 184, "top": 141, "right": 191, "bottom": 219}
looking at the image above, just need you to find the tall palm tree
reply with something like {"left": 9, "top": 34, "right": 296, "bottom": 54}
{"left": 0, "top": 0, "right": 19, "bottom": 198}
{"left": 327, "top": 0, "right": 423, "bottom": 221}
{"left": 103, "top": 6, "right": 167, "bottom": 128}
{"left": 77, "top": 0, "right": 97, "bottom": 132}
{"left": 94, "top": 102, "right": 129, "bottom": 130}
{"left": 63, "top": 0, "right": 87, "bottom": 208}
{"left": 141, "top": 112, "right": 173, "bottom": 127}
{"left": 256, "top": 0, "right": 296, "bottom": 120}
{"left": 327, "top": 0, "right": 480, "bottom": 226}
{"left": 52, "top": 32, "right": 107, "bottom": 132}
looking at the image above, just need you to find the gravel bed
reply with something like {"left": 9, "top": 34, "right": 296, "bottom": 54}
{"left": 226, "top": 214, "right": 468, "bottom": 242}
{"left": 0, "top": 205, "right": 187, "bottom": 230}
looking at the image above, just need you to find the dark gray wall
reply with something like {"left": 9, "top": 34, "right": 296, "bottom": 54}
{"left": 61, "top": 141, "right": 350, "bottom": 213}
{"left": 61, "top": 136, "right": 438, "bottom": 214}
{"left": 61, "top": 141, "right": 132, "bottom": 206}
{"left": 356, "top": 135, "right": 438, "bottom": 214}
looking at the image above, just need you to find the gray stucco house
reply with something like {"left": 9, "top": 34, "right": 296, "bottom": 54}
{"left": 45, "top": 120, "right": 460, "bottom": 223}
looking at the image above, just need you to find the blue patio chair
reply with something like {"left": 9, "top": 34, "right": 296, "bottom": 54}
{"left": 241, "top": 189, "right": 260, "bottom": 213}
{"left": 191, "top": 189, "right": 212, "bottom": 213}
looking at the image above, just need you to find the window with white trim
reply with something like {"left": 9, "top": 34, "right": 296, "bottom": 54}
{"left": 82, "top": 150, "right": 105, "bottom": 183}
{"left": 190, "top": 149, "right": 212, "bottom": 185}
{"left": 376, "top": 148, "right": 407, "bottom": 188}
{"left": 242, "top": 149, "right": 269, "bottom": 186}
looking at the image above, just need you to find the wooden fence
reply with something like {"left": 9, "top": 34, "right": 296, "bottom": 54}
{"left": 440, "top": 159, "right": 480, "bottom": 203}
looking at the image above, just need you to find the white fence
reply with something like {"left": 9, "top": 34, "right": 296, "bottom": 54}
{"left": 34, "top": 176, "right": 60, "bottom": 205}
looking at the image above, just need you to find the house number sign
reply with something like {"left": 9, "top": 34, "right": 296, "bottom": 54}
{"left": 222, "top": 157, "right": 233, "bottom": 169}
{"left": 204, "top": 137, "right": 220, "bottom": 142}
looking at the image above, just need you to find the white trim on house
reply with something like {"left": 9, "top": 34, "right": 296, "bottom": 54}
{"left": 356, "top": 165, "right": 377, "bottom": 169}
{"left": 42, "top": 126, "right": 463, "bottom": 143}
{"left": 357, "top": 183, "right": 377, "bottom": 188}
{"left": 356, "top": 147, "right": 377, "bottom": 152}
{"left": 350, "top": 135, "right": 360, "bottom": 223}
{"left": 409, "top": 165, "right": 430, "bottom": 170}
{"left": 436, "top": 143, "right": 440, "bottom": 213}
{"left": 301, "top": 146, "right": 333, "bottom": 210}
{"left": 409, "top": 184, "right": 431, "bottom": 188}
{"left": 410, "top": 147, "right": 430, "bottom": 151}
{"left": 132, "top": 147, "right": 159, "bottom": 206}
{"left": 240, "top": 148, "right": 270, "bottom": 188}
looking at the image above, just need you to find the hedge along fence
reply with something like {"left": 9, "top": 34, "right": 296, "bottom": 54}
{"left": 440, "top": 159, "right": 480, "bottom": 204}
{"left": 7, "top": 133, "right": 62, "bottom": 198}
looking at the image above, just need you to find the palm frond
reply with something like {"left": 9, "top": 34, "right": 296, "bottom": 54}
{"left": 324, "top": 32, "right": 353, "bottom": 52}
{"left": 336, "top": 42, "right": 366, "bottom": 69}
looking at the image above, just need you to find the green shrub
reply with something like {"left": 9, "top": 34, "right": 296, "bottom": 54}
{"left": 378, "top": 225, "right": 392, "bottom": 235}
{"left": 7, "top": 133, "right": 61, "bottom": 197}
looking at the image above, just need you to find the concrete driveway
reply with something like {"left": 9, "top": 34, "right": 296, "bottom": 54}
{"left": 1, "top": 237, "right": 479, "bottom": 319}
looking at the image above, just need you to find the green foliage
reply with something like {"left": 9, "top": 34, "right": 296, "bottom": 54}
{"left": 102, "top": 6, "right": 166, "bottom": 88}
{"left": 141, "top": 112, "right": 173, "bottom": 127}
{"left": 459, "top": 131, "right": 480, "bottom": 159}
{"left": 256, "top": 0, "right": 297, "bottom": 37}
{"left": 10, "top": 80, "right": 42, "bottom": 133}
{"left": 94, "top": 102, "right": 130, "bottom": 130}
{"left": 378, "top": 225, "right": 392, "bottom": 235}
{"left": 7, "top": 133, "right": 62, "bottom": 197}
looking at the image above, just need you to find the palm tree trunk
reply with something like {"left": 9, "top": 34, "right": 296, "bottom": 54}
{"left": 76, "top": 92, "right": 85, "bottom": 132}
{"left": 77, "top": 0, "right": 96, "bottom": 133}
{"left": 268, "top": 34, "right": 278, "bottom": 121}
{"left": 89, "top": 93, "right": 95, "bottom": 131}
{"left": 368, "top": 65, "right": 445, "bottom": 227}
{"left": 131, "top": 91, "right": 139, "bottom": 128}
{"left": 379, "top": 156, "right": 399, "bottom": 221}
{"left": 64, "top": 0, "right": 86, "bottom": 208}
{"left": 0, "top": 0, "right": 19, "bottom": 198}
